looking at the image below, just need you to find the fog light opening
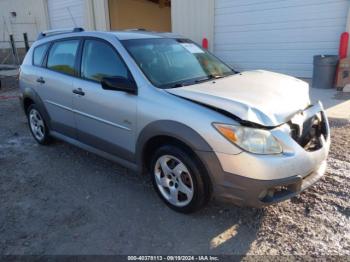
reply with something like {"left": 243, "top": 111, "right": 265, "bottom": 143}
{"left": 259, "top": 188, "right": 275, "bottom": 202}
{"left": 260, "top": 184, "right": 296, "bottom": 203}
{"left": 258, "top": 189, "right": 268, "bottom": 200}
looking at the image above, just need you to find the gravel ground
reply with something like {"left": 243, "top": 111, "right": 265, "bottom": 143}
{"left": 0, "top": 86, "right": 349, "bottom": 256}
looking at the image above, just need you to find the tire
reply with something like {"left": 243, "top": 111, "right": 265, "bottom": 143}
{"left": 27, "top": 104, "right": 52, "bottom": 145}
{"left": 150, "top": 145, "right": 210, "bottom": 213}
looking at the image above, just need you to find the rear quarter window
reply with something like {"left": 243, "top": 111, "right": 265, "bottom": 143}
{"left": 33, "top": 43, "right": 49, "bottom": 66}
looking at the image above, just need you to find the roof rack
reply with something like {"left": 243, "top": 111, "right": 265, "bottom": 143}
{"left": 37, "top": 27, "right": 84, "bottom": 40}
{"left": 125, "top": 28, "right": 147, "bottom": 31}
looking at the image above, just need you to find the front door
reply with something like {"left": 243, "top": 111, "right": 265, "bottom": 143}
{"left": 72, "top": 39, "right": 137, "bottom": 162}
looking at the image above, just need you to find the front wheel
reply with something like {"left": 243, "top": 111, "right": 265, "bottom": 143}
{"left": 150, "top": 145, "right": 210, "bottom": 213}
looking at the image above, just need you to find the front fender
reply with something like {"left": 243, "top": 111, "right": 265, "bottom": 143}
{"left": 136, "top": 120, "right": 214, "bottom": 169}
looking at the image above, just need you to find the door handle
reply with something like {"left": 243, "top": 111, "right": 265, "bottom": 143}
{"left": 72, "top": 88, "right": 85, "bottom": 96}
{"left": 36, "top": 77, "right": 45, "bottom": 84}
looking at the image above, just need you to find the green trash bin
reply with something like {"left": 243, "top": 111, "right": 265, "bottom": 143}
{"left": 312, "top": 55, "right": 338, "bottom": 89}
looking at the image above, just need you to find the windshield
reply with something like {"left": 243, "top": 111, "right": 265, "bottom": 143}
{"left": 121, "top": 38, "right": 234, "bottom": 89}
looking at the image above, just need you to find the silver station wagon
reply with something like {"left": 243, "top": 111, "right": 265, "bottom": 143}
{"left": 19, "top": 28, "right": 330, "bottom": 213}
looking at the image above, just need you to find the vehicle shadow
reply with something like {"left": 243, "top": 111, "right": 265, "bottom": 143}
{"left": 116, "top": 163, "right": 265, "bottom": 256}
{"left": 72, "top": 157, "right": 265, "bottom": 256}
{"left": 2, "top": 129, "right": 265, "bottom": 256}
{"left": 95, "top": 166, "right": 265, "bottom": 256}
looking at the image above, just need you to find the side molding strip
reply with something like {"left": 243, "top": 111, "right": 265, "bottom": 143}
{"left": 46, "top": 100, "right": 131, "bottom": 131}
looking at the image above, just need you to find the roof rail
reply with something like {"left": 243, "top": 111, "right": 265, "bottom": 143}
{"left": 125, "top": 28, "right": 147, "bottom": 31}
{"left": 37, "top": 27, "right": 84, "bottom": 40}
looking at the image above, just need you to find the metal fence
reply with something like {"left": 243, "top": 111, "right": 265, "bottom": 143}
{"left": 0, "top": 33, "right": 33, "bottom": 65}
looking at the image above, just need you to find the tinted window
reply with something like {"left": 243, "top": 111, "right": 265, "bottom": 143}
{"left": 33, "top": 44, "right": 49, "bottom": 66}
{"left": 47, "top": 40, "right": 79, "bottom": 76}
{"left": 81, "top": 40, "right": 128, "bottom": 82}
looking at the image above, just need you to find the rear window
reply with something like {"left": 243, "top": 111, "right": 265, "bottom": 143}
{"left": 47, "top": 40, "right": 80, "bottom": 76}
{"left": 33, "top": 44, "right": 49, "bottom": 66}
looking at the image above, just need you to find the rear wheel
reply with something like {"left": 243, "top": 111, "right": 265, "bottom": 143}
{"left": 150, "top": 145, "right": 210, "bottom": 213}
{"left": 27, "top": 104, "right": 52, "bottom": 145}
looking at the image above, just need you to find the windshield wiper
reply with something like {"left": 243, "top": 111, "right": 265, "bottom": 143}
{"left": 167, "top": 81, "right": 193, "bottom": 89}
{"left": 195, "top": 74, "right": 225, "bottom": 84}
{"left": 166, "top": 73, "right": 232, "bottom": 89}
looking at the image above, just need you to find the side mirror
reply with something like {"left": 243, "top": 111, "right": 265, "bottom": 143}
{"left": 101, "top": 76, "right": 137, "bottom": 94}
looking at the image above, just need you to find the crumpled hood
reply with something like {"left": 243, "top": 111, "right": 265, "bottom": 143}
{"left": 166, "top": 70, "right": 310, "bottom": 127}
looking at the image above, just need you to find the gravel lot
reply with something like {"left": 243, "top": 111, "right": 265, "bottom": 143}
{"left": 0, "top": 85, "right": 349, "bottom": 256}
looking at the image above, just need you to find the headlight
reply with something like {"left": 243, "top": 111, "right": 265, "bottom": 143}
{"left": 213, "top": 123, "right": 283, "bottom": 155}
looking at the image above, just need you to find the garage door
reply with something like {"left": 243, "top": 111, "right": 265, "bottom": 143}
{"left": 48, "top": 0, "right": 85, "bottom": 29}
{"left": 214, "top": 0, "right": 349, "bottom": 77}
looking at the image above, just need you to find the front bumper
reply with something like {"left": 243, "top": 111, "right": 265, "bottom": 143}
{"left": 213, "top": 160, "right": 327, "bottom": 207}
{"left": 197, "top": 102, "right": 330, "bottom": 207}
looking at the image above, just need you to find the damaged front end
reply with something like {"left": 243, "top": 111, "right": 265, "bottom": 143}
{"left": 166, "top": 84, "right": 330, "bottom": 155}
{"left": 287, "top": 101, "right": 330, "bottom": 152}
{"left": 208, "top": 100, "right": 330, "bottom": 155}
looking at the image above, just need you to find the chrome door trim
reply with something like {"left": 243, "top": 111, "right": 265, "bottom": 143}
{"left": 46, "top": 100, "right": 72, "bottom": 112}
{"left": 46, "top": 100, "right": 131, "bottom": 131}
{"left": 74, "top": 109, "right": 131, "bottom": 131}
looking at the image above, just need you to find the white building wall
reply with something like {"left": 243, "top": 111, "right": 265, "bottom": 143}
{"left": 0, "top": 0, "right": 110, "bottom": 49}
{"left": 214, "top": 0, "right": 349, "bottom": 77}
{"left": 47, "top": 0, "right": 85, "bottom": 29}
{"left": 171, "top": 0, "right": 214, "bottom": 51}
{"left": 85, "top": 0, "right": 110, "bottom": 31}
{"left": 0, "top": 0, "right": 49, "bottom": 48}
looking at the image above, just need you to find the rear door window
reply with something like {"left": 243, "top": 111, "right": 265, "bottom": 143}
{"left": 33, "top": 43, "right": 49, "bottom": 66}
{"left": 47, "top": 40, "right": 80, "bottom": 76}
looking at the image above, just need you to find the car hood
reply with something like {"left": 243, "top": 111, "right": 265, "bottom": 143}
{"left": 166, "top": 70, "right": 310, "bottom": 127}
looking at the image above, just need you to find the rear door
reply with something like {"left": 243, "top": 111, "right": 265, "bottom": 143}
{"left": 72, "top": 38, "right": 137, "bottom": 161}
{"left": 37, "top": 39, "right": 81, "bottom": 138}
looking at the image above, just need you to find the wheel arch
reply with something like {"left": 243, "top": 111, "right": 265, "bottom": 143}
{"left": 23, "top": 96, "right": 35, "bottom": 112}
{"left": 136, "top": 121, "right": 215, "bottom": 204}
{"left": 21, "top": 87, "right": 51, "bottom": 128}
{"left": 136, "top": 120, "right": 214, "bottom": 180}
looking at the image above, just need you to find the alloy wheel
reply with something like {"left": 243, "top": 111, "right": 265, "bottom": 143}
{"left": 29, "top": 108, "right": 45, "bottom": 141}
{"left": 154, "top": 155, "right": 194, "bottom": 207}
